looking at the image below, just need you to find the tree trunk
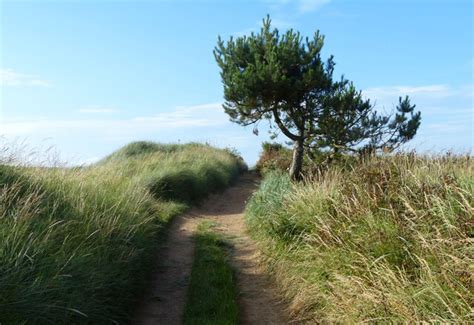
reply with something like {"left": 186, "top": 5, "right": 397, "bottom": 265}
{"left": 289, "top": 138, "right": 304, "bottom": 181}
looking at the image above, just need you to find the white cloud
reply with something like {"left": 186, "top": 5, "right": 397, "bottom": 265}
{"left": 233, "top": 18, "right": 294, "bottom": 38}
{"left": 78, "top": 105, "right": 120, "bottom": 114}
{"left": 1, "top": 103, "right": 227, "bottom": 137}
{"left": 360, "top": 83, "right": 473, "bottom": 153}
{"left": 234, "top": 0, "right": 331, "bottom": 38}
{"left": 363, "top": 84, "right": 454, "bottom": 99}
{"left": 132, "top": 103, "right": 225, "bottom": 127}
{"left": 426, "top": 120, "right": 472, "bottom": 133}
{"left": 166, "top": 102, "right": 222, "bottom": 112}
{"left": 460, "top": 84, "right": 474, "bottom": 97}
{"left": 262, "top": 0, "right": 330, "bottom": 13}
{"left": 263, "top": 0, "right": 292, "bottom": 4}
{"left": 298, "top": 0, "right": 331, "bottom": 13}
{"left": 269, "top": 18, "right": 294, "bottom": 29}
{"left": 418, "top": 106, "right": 473, "bottom": 117}
{"left": 0, "top": 69, "right": 52, "bottom": 87}
{"left": 362, "top": 84, "right": 474, "bottom": 111}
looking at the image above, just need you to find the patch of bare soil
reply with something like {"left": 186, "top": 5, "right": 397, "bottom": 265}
{"left": 133, "top": 172, "right": 288, "bottom": 325}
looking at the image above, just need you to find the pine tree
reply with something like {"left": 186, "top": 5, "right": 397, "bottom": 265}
{"left": 214, "top": 16, "right": 421, "bottom": 180}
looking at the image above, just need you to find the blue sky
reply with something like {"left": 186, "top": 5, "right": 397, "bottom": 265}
{"left": 0, "top": 0, "right": 472, "bottom": 165}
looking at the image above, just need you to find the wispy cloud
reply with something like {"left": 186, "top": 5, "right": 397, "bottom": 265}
{"left": 233, "top": 17, "right": 294, "bottom": 37}
{"left": 360, "top": 83, "right": 473, "bottom": 152}
{"left": 426, "top": 120, "right": 472, "bottom": 133}
{"left": 78, "top": 105, "right": 120, "bottom": 114}
{"left": 0, "top": 69, "right": 52, "bottom": 87}
{"left": 270, "top": 17, "right": 295, "bottom": 29}
{"left": 298, "top": 0, "right": 331, "bottom": 13}
{"left": 234, "top": 0, "right": 331, "bottom": 36}
{"left": 263, "top": 0, "right": 331, "bottom": 13}
{"left": 363, "top": 84, "right": 474, "bottom": 110}
{"left": 1, "top": 103, "right": 227, "bottom": 137}
{"left": 363, "top": 84, "right": 454, "bottom": 99}
{"left": 132, "top": 103, "right": 225, "bottom": 128}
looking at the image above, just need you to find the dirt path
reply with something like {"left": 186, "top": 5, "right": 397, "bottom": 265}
{"left": 133, "top": 172, "right": 288, "bottom": 325}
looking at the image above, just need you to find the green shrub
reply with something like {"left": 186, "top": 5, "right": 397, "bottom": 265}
{"left": 246, "top": 154, "right": 473, "bottom": 323}
{"left": 255, "top": 142, "right": 364, "bottom": 177}
{"left": 255, "top": 142, "right": 292, "bottom": 175}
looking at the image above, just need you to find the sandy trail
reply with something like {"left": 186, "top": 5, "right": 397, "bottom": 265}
{"left": 133, "top": 172, "right": 288, "bottom": 325}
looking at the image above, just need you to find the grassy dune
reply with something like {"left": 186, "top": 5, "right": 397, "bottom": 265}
{"left": 246, "top": 154, "right": 473, "bottom": 323}
{"left": 0, "top": 141, "right": 246, "bottom": 324}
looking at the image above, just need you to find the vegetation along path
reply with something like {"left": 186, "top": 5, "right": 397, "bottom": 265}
{"left": 133, "top": 172, "right": 288, "bottom": 324}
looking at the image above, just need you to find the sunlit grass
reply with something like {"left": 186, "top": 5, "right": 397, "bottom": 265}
{"left": 0, "top": 141, "right": 246, "bottom": 324}
{"left": 246, "top": 153, "right": 473, "bottom": 323}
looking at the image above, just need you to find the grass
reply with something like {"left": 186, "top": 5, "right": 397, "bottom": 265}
{"left": 0, "top": 141, "right": 246, "bottom": 324}
{"left": 184, "top": 221, "right": 239, "bottom": 325}
{"left": 246, "top": 153, "right": 473, "bottom": 323}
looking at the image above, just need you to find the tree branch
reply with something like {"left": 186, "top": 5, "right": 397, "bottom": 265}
{"left": 272, "top": 108, "right": 301, "bottom": 141}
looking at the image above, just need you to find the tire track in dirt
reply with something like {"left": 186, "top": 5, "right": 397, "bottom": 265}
{"left": 133, "top": 172, "right": 288, "bottom": 325}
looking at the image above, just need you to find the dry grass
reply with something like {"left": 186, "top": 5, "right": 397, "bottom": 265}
{"left": 246, "top": 153, "right": 473, "bottom": 323}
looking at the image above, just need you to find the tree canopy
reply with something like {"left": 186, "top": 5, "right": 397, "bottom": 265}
{"left": 214, "top": 16, "right": 421, "bottom": 179}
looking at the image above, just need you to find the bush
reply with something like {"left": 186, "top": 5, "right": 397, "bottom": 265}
{"left": 255, "top": 142, "right": 292, "bottom": 175}
{"left": 246, "top": 154, "right": 473, "bottom": 322}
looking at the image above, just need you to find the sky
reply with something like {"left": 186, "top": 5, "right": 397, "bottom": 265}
{"left": 0, "top": 0, "right": 473, "bottom": 166}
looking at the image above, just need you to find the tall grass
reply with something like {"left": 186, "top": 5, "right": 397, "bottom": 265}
{"left": 0, "top": 141, "right": 246, "bottom": 324}
{"left": 246, "top": 154, "right": 473, "bottom": 323}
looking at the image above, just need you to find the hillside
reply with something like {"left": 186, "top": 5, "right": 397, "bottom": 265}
{"left": 0, "top": 142, "right": 246, "bottom": 324}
